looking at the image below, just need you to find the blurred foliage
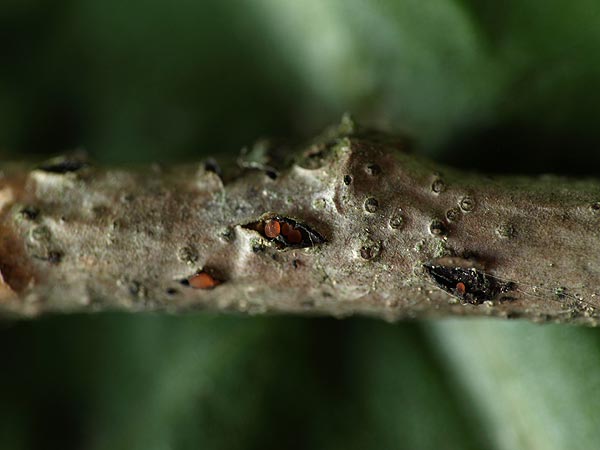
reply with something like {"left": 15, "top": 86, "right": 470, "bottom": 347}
{"left": 2, "top": 0, "right": 600, "bottom": 449}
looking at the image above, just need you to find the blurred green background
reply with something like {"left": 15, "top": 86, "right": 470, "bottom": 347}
{"left": 2, "top": 1, "right": 600, "bottom": 449}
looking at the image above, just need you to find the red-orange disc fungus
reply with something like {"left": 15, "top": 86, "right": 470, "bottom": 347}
{"left": 188, "top": 272, "right": 220, "bottom": 289}
{"left": 286, "top": 228, "right": 302, "bottom": 244}
{"left": 456, "top": 282, "right": 466, "bottom": 296}
{"left": 264, "top": 219, "right": 281, "bottom": 238}
{"left": 279, "top": 221, "right": 302, "bottom": 244}
{"left": 280, "top": 222, "right": 293, "bottom": 237}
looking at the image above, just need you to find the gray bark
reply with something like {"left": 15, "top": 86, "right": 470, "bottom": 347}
{"left": 1, "top": 118, "right": 600, "bottom": 324}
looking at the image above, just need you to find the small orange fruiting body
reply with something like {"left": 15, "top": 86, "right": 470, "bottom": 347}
{"left": 280, "top": 222, "right": 293, "bottom": 236}
{"left": 286, "top": 228, "right": 302, "bottom": 244}
{"left": 456, "top": 282, "right": 466, "bottom": 296}
{"left": 264, "top": 220, "right": 281, "bottom": 238}
{"left": 279, "top": 221, "right": 302, "bottom": 244}
{"left": 189, "top": 272, "right": 220, "bottom": 289}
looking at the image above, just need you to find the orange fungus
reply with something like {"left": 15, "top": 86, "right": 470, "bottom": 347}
{"left": 280, "top": 222, "right": 293, "bottom": 236}
{"left": 189, "top": 272, "right": 220, "bottom": 289}
{"left": 264, "top": 220, "right": 281, "bottom": 238}
{"left": 286, "top": 228, "right": 302, "bottom": 244}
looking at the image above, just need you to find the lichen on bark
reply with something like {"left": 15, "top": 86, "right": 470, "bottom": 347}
{"left": 1, "top": 116, "right": 600, "bottom": 325}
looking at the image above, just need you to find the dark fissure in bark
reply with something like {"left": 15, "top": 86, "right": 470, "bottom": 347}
{"left": 424, "top": 263, "right": 517, "bottom": 304}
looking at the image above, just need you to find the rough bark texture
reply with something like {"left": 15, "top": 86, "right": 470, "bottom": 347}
{"left": 1, "top": 118, "right": 600, "bottom": 324}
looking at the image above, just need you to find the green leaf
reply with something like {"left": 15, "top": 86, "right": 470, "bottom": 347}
{"left": 428, "top": 319, "right": 600, "bottom": 450}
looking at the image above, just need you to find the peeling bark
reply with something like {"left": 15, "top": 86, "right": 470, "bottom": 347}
{"left": 2, "top": 118, "right": 600, "bottom": 324}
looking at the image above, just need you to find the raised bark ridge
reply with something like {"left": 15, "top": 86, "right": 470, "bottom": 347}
{"left": 1, "top": 118, "right": 600, "bottom": 324}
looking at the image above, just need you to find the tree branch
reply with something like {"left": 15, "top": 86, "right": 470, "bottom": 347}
{"left": 1, "top": 119, "right": 599, "bottom": 324}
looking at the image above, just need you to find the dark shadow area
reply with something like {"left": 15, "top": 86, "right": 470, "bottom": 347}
{"left": 440, "top": 122, "right": 600, "bottom": 176}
